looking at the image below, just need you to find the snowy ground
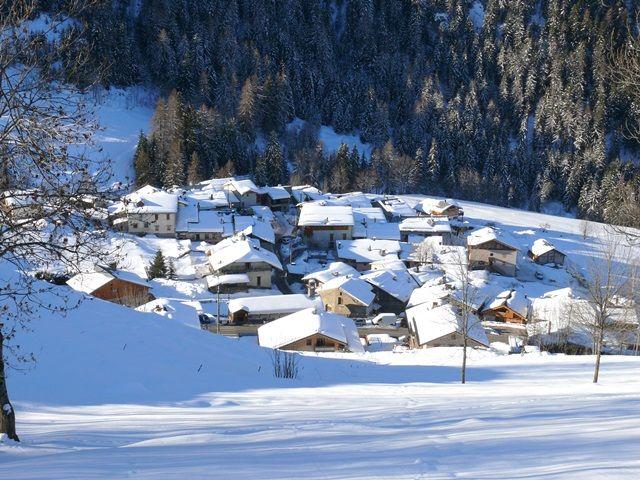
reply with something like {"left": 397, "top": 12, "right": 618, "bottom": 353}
{"left": 3, "top": 354, "right": 639, "bottom": 479}
{"left": 2, "top": 289, "right": 640, "bottom": 479}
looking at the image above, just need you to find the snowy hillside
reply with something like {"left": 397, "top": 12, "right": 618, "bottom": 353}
{"left": 2, "top": 285, "right": 640, "bottom": 478}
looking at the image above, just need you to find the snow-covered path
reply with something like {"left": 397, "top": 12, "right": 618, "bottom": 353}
{"left": 3, "top": 355, "right": 640, "bottom": 479}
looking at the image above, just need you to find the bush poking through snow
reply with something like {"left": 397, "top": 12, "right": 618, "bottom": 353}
{"left": 270, "top": 350, "right": 299, "bottom": 379}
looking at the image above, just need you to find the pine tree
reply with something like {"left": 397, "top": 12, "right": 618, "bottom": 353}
{"left": 256, "top": 133, "right": 287, "bottom": 186}
{"left": 133, "top": 132, "right": 156, "bottom": 186}
{"left": 147, "top": 251, "right": 168, "bottom": 280}
{"left": 187, "top": 151, "right": 204, "bottom": 185}
{"left": 166, "top": 258, "right": 177, "bottom": 279}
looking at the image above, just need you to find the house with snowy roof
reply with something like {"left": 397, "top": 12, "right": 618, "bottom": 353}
{"left": 206, "top": 235, "right": 282, "bottom": 289}
{"left": 259, "top": 185, "right": 291, "bottom": 211}
{"left": 318, "top": 276, "right": 375, "bottom": 318}
{"left": 301, "top": 262, "right": 360, "bottom": 296}
{"left": 233, "top": 215, "right": 276, "bottom": 250}
{"left": 335, "top": 238, "right": 411, "bottom": 271}
{"left": 374, "top": 196, "right": 416, "bottom": 221}
{"left": 67, "top": 265, "right": 153, "bottom": 308}
{"left": 120, "top": 185, "right": 179, "bottom": 237}
{"left": 175, "top": 200, "right": 232, "bottom": 242}
{"left": 258, "top": 308, "right": 364, "bottom": 353}
{"left": 416, "top": 198, "right": 463, "bottom": 219}
{"left": 528, "top": 239, "right": 566, "bottom": 266}
{"left": 297, "top": 204, "right": 354, "bottom": 248}
{"left": 480, "top": 289, "right": 530, "bottom": 325}
{"left": 399, "top": 216, "right": 452, "bottom": 244}
{"left": 361, "top": 269, "right": 419, "bottom": 314}
{"left": 467, "top": 227, "right": 518, "bottom": 277}
{"left": 406, "top": 303, "right": 489, "bottom": 349}
{"left": 228, "top": 294, "right": 317, "bottom": 324}
{"left": 352, "top": 207, "right": 401, "bottom": 241}
{"left": 223, "top": 178, "right": 262, "bottom": 208}
{"left": 291, "top": 185, "right": 326, "bottom": 203}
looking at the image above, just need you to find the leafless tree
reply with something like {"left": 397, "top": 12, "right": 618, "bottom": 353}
{"left": 451, "top": 248, "right": 484, "bottom": 384}
{"left": 574, "top": 236, "right": 636, "bottom": 383}
{"left": 1, "top": 0, "right": 109, "bottom": 441}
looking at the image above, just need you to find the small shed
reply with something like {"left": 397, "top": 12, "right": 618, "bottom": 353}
{"left": 67, "top": 266, "right": 153, "bottom": 308}
{"left": 528, "top": 239, "right": 566, "bottom": 266}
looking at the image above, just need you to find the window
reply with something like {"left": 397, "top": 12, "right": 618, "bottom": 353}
{"left": 144, "top": 222, "right": 149, "bottom": 228}
{"left": 306, "top": 339, "right": 312, "bottom": 346}
{"left": 132, "top": 223, "right": 138, "bottom": 229}
{"left": 329, "top": 233, "right": 334, "bottom": 242}
{"left": 166, "top": 214, "right": 171, "bottom": 220}
{"left": 256, "top": 276, "right": 261, "bottom": 287}
{"left": 166, "top": 225, "right": 171, "bottom": 231}
{"left": 154, "top": 214, "right": 158, "bottom": 221}
{"left": 342, "top": 234, "right": 347, "bottom": 240}
{"left": 155, "top": 225, "right": 160, "bottom": 232}
{"left": 337, "top": 297, "right": 343, "bottom": 305}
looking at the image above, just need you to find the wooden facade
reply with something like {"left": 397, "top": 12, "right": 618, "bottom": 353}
{"left": 481, "top": 305, "right": 527, "bottom": 324}
{"left": 529, "top": 248, "right": 565, "bottom": 266}
{"left": 279, "top": 333, "right": 348, "bottom": 352}
{"left": 91, "top": 278, "right": 153, "bottom": 308}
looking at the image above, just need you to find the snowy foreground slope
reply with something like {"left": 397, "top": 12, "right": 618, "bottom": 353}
{"left": 2, "top": 291, "right": 640, "bottom": 479}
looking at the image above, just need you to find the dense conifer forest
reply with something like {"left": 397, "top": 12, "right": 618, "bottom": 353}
{"left": 37, "top": 0, "right": 640, "bottom": 224}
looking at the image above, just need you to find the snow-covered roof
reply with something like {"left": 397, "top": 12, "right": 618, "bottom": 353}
{"left": 417, "top": 198, "right": 461, "bottom": 215}
{"left": 352, "top": 207, "right": 400, "bottom": 240}
{"left": 399, "top": 216, "right": 451, "bottom": 234}
{"left": 205, "top": 273, "right": 251, "bottom": 289}
{"left": 407, "top": 283, "right": 451, "bottom": 308}
{"left": 291, "top": 185, "right": 326, "bottom": 203}
{"left": 207, "top": 236, "right": 282, "bottom": 272}
{"left": 370, "top": 258, "right": 408, "bottom": 271}
{"left": 484, "top": 289, "right": 530, "bottom": 318}
{"left": 258, "top": 307, "right": 364, "bottom": 352}
{"left": 406, "top": 303, "right": 489, "bottom": 347}
{"left": 234, "top": 216, "right": 275, "bottom": 244}
{"left": 376, "top": 197, "right": 416, "bottom": 218}
{"left": 262, "top": 186, "right": 291, "bottom": 201}
{"left": 318, "top": 276, "right": 376, "bottom": 306}
{"left": 67, "top": 267, "right": 149, "bottom": 294}
{"left": 251, "top": 205, "right": 275, "bottom": 221}
{"left": 136, "top": 298, "right": 202, "bottom": 329}
{"left": 361, "top": 269, "right": 418, "bottom": 303}
{"left": 228, "top": 294, "right": 316, "bottom": 315}
{"left": 335, "top": 239, "right": 410, "bottom": 264}
{"left": 530, "top": 238, "right": 563, "bottom": 257}
{"left": 467, "top": 226, "right": 517, "bottom": 250}
{"left": 302, "top": 262, "right": 360, "bottom": 284}
{"left": 224, "top": 178, "right": 260, "bottom": 195}
{"left": 184, "top": 189, "right": 239, "bottom": 208}
{"left": 123, "top": 185, "right": 178, "bottom": 214}
{"left": 176, "top": 203, "right": 231, "bottom": 233}
{"left": 297, "top": 204, "right": 354, "bottom": 227}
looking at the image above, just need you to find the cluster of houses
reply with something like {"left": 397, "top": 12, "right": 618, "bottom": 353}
{"left": 63, "top": 176, "right": 588, "bottom": 354}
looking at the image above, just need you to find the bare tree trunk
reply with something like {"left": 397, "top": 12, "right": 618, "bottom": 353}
{"left": 461, "top": 334, "right": 467, "bottom": 384}
{"left": 593, "top": 327, "right": 603, "bottom": 384}
{"left": 0, "top": 330, "right": 19, "bottom": 442}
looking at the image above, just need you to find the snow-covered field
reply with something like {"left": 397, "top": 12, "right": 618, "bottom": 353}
{"left": 2, "top": 290, "right": 639, "bottom": 479}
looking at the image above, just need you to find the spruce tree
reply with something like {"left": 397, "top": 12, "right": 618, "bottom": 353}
{"left": 147, "top": 251, "right": 168, "bottom": 280}
{"left": 133, "top": 132, "right": 156, "bottom": 187}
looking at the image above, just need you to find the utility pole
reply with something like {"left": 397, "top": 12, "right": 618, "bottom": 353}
{"left": 216, "top": 281, "right": 221, "bottom": 335}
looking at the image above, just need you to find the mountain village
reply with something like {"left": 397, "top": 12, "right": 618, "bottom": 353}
{"left": 46, "top": 177, "right": 638, "bottom": 356}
